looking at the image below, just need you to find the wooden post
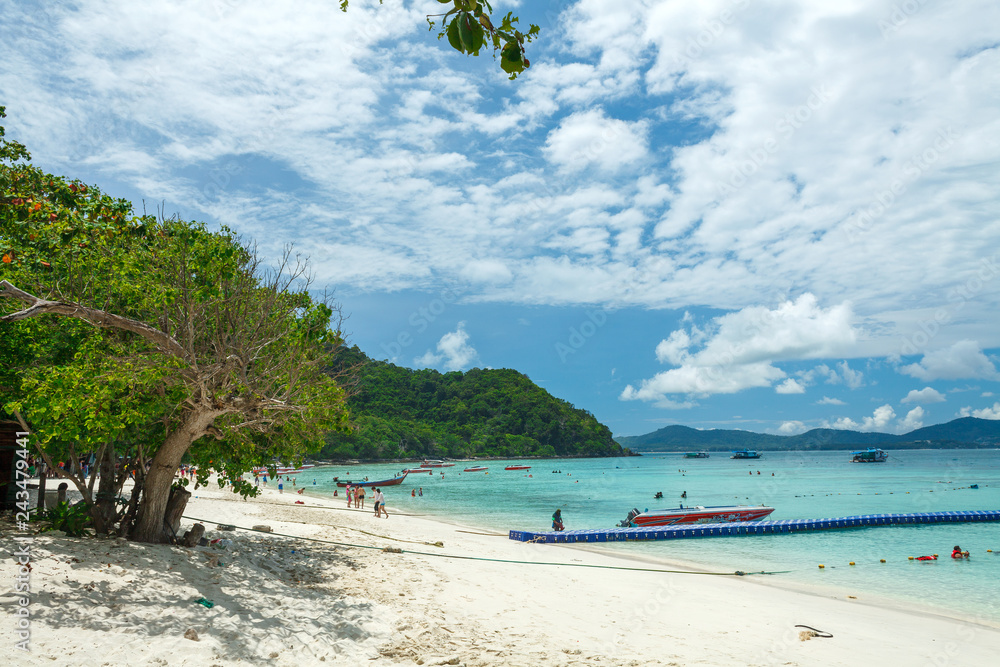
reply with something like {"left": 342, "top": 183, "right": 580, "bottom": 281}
{"left": 163, "top": 486, "right": 191, "bottom": 541}
{"left": 182, "top": 522, "right": 205, "bottom": 548}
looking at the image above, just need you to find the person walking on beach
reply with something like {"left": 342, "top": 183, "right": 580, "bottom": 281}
{"left": 372, "top": 487, "right": 381, "bottom": 517}
{"left": 278, "top": 481, "right": 283, "bottom": 494}
{"left": 358, "top": 486, "right": 366, "bottom": 510}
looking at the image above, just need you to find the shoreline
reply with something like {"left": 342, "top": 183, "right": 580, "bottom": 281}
{"left": 7, "top": 478, "right": 1000, "bottom": 665}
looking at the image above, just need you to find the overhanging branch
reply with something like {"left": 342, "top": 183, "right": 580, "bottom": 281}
{"left": 0, "top": 280, "right": 189, "bottom": 360}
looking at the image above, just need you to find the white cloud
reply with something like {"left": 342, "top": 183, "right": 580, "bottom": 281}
{"left": 414, "top": 322, "right": 479, "bottom": 372}
{"left": 958, "top": 402, "right": 1000, "bottom": 420}
{"left": 622, "top": 294, "right": 858, "bottom": 402}
{"left": 824, "top": 403, "right": 931, "bottom": 433}
{"left": 824, "top": 404, "right": 896, "bottom": 433}
{"left": 901, "top": 387, "right": 946, "bottom": 404}
{"left": 3, "top": 0, "right": 1000, "bottom": 367}
{"left": 816, "top": 396, "right": 846, "bottom": 406}
{"left": 777, "top": 420, "right": 807, "bottom": 435}
{"left": 812, "top": 361, "right": 865, "bottom": 389}
{"left": 459, "top": 259, "right": 512, "bottom": 285}
{"left": 542, "top": 108, "right": 649, "bottom": 173}
{"left": 901, "top": 341, "right": 1000, "bottom": 381}
{"left": 775, "top": 378, "right": 805, "bottom": 394}
{"left": 898, "top": 406, "right": 925, "bottom": 432}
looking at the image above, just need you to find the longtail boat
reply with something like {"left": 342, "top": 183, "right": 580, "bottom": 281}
{"left": 336, "top": 472, "right": 408, "bottom": 488}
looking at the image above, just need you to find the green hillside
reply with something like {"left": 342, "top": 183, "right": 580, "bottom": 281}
{"left": 319, "top": 347, "right": 624, "bottom": 460}
{"left": 615, "top": 418, "right": 1000, "bottom": 452}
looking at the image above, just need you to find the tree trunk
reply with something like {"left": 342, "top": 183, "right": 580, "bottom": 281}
{"left": 182, "top": 522, "right": 205, "bottom": 548}
{"left": 130, "top": 409, "right": 221, "bottom": 543}
{"left": 88, "top": 446, "right": 118, "bottom": 534}
{"left": 164, "top": 486, "right": 191, "bottom": 540}
{"left": 36, "top": 464, "right": 47, "bottom": 511}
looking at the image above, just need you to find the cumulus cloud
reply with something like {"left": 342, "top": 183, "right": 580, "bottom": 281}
{"left": 901, "top": 387, "right": 946, "bottom": 404}
{"left": 816, "top": 396, "right": 846, "bottom": 406}
{"left": 898, "top": 406, "right": 925, "bottom": 432}
{"left": 414, "top": 322, "right": 479, "bottom": 372}
{"left": 901, "top": 341, "right": 1000, "bottom": 381}
{"left": 823, "top": 404, "right": 929, "bottom": 433}
{"left": 958, "top": 402, "right": 1000, "bottom": 420}
{"left": 777, "top": 420, "right": 807, "bottom": 435}
{"left": 621, "top": 294, "right": 858, "bottom": 403}
{"left": 542, "top": 108, "right": 649, "bottom": 173}
{"left": 775, "top": 378, "right": 805, "bottom": 394}
{"left": 823, "top": 404, "right": 897, "bottom": 433}
{"left": 811, "top": 361, "right": 865, "bottom": 389}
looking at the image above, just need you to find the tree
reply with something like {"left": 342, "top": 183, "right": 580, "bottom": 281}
{"left": 1, "top": 107, "right": 351, "bottom": 542}
{"left": 343, "top": 0, "right": 540, "bottom": 79}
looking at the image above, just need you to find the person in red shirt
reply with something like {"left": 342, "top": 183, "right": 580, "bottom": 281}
{"left": 951, "top": 545, "right": 970, "bottom": 559}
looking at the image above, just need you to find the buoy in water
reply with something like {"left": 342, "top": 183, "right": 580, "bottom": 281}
{"left": 849, "top": 562, "right": 855, "bottom": 566}
{"left": 880, "top": 559, "right": 886, "bottom": 563}
{"left": 818, "top": 564, "right": 825, "bottom": 568}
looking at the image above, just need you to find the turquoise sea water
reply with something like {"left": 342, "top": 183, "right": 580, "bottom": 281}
{"left": 294, "top": 450, "right": 1000, "bottom": 625}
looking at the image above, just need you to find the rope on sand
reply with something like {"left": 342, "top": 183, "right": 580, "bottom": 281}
{"left": 794, "top": 625, "right": 833, "bottom": 638}
{"left": 180, "top": 515, "right": 788, "bottom": 576}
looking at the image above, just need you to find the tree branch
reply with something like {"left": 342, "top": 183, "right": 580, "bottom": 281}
{"left": 0, "top": 280, "right": 189, "bottom": 360}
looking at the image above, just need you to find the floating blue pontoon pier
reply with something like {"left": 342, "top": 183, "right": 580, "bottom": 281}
{"left": 509, "top": 510, "right": 1000, "bottom": 544}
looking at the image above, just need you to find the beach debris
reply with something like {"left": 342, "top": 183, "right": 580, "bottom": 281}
{"left": 382, "top": 547, "right": 403, "bottom": 553}
{"left": 252, "top": 525, "right": 273, "bottom": 533}
{"left": 216, "top": 524, "right": 236, "bottom": 531}
{"left": 211, "top": 538, "right": 233, "bottom": 551}
{"left": 195, "top": 597, "right": 215, "bottom": 608}
{"left": 184, "top": 628, "right": 199, "bottom": 641}
{"left": 795, "top": 625, "right": 833, "bottom": 640}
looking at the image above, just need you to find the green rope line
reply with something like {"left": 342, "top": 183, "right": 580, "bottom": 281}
{"left": 180, "top": 515, "right": 788, "bottom": 576}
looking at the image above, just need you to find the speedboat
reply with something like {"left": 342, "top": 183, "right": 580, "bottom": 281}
{"left": 505, "top": 465, "right": 531, "bottom": 471}
{"left": 404, "top": 468, "right": 434, "bottom": 474}
{"left": 464, "top": 466, "right": 488, "bottom": 472}
{"left": 420, "top": 460, "right": 456, "bottom": 468}
{"left": 620, "top": 505, "right": 775, "bottom": 527}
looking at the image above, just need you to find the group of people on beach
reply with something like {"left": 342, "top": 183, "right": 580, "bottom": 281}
{"left": 343, "top": 484, "right": 387, "bottom": 517}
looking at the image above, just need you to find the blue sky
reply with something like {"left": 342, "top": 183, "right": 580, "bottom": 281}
{"left": 2, "top": 0, "right": 1000, "bottom": 437}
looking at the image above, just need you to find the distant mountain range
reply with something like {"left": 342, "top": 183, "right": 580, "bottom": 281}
{"left": 614, "top": 417, "right": 1000, "bottom": 452}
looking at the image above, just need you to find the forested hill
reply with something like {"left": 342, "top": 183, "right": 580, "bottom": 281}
{"left": 615, "top": 417, "right": 1000, "bottom": 452}
{"left": 319, "top": 346, "right": 624, "bottom": 460}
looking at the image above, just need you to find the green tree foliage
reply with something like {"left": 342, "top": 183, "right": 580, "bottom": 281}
{"left": 322, "top": 346, "right": 623, "bottom": 460}
{"left": 0, "top": 107, "right": 351, "bottom": 542}
{"left": 342, "top": 0, "right": 540, "bottom": 79}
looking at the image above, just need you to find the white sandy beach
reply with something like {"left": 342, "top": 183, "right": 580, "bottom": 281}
{"left": 4, "top": 480, "right": 1000, "bottom": 666}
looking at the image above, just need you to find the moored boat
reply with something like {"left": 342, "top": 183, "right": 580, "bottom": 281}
{"left": 620, "top": 504, "right": 775, "bottom": 527}
{"left": 336, "top": 471, "right": 408, "bottom": 488}
{"left": 420, "top": 460, "right": 456, "bottom": 468}
{"left": 684, "top": 451, "right": 710, "bottom": 458}
{"left": 730, "top": 449, "right": 761, "bottom": 459}
{"left": 404, "top": 468, "right": 434, "bottom": 474}
{"left": 851, "top": 448, "right": 888, "bottom": 463}
{"left": 464, "top": 466, "right": 488, "bottom": 472}
{"left": 505, "top": 465, "right": 531, "bottom": 471}
{"left": 252, "top": 464, "right": 316, "bottom": 476}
